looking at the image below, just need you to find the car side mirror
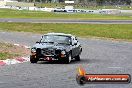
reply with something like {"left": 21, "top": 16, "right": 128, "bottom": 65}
{"left": 74, "top": 42, "right": 77, "bottom": 45}
{"left": 36, "top": 41, "right": 40, "bottom": 43}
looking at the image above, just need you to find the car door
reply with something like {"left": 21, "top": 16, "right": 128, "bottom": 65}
{"left": 71, "top": 36, "right": 79, "bottom": 57}
{"left": 71, "top": 36, "right": 76, "bottom": 57}
{"left": 74, "top": 37, "right": 81, "bottom": 56}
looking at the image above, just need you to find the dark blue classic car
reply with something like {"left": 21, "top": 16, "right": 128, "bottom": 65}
{"left": 30, "top": 33, "right": 82, "bottom": 64}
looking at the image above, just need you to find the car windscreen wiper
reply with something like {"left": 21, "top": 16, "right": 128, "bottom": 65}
{"left": 58, "top": 42, "right": 70, "bottom": 45}
{"left": 40, "top": 42, "right": 54, "bottom": 43}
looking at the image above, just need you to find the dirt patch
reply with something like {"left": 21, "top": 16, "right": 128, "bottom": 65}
{"left": 0, "top": 42, "right": 30, "bottom": 60}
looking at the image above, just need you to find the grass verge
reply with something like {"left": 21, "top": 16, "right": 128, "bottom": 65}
{"left": 0, "top": 52, "right": 18, "bottom": 60}
{"left": 0, "top": 9, "right": 132, "bottom": 20}
{"left": 0, "top": 42, "right": 30, "bottom": 60}
{"left": 36, "top": 3, "right": 132, "bottom": 10}
{"left": 0, "top": 23, "right": 132, "bottom": 40}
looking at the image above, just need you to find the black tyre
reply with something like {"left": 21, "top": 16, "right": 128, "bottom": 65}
{"left": 76, "top": 75, "right": 86, "bottom": 85}
{"left": 65, "top": 53, "right": 72, "bottom": 64}
{"left": 75, "top": 55, "right": 80, "bottom": 61}
{"left": 64, "top": 10, "right": 67, "bottom": 12}
{"left": 30, "top": 55, "right": 38, "bottom": 63}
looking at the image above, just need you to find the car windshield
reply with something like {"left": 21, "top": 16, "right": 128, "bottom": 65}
{"left": 41, "top": 35, "right": 71, "bottom": 45}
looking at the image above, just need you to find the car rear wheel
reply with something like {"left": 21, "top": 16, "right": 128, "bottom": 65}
{"left": 30, "top": 55, "right": 38, "bottom": 63}
{"left": 75, "top": 55, "right": 80, "bottom": 61}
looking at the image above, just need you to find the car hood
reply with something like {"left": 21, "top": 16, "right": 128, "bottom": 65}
{"left": 32, "top": 43, "right": 71, "bottom": 50}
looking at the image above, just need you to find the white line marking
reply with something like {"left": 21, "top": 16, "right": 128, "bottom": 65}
{"left": 24, "top": 46, "right": 30, "bottom": 49}
{"left": 108, "top": 67, "right": 122, "bottom": 69}
{"left": 7, "top": 21, "right": 12, "bottom": 22}
{"left": 14, "top": 44, "right": 20, "bottom": 46}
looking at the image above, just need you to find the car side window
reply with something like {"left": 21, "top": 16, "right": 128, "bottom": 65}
{"left": 75, "top": 37, "right": 78, "bottom": 42}
{"left": 71, "top": 37, "right": 74, "bottom": 45}
{"left": 72, "top": 36, "right": 77, "bottom": 45}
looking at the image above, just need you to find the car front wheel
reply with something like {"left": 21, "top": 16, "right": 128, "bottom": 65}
{"left": 30, "top": 55, "right": 38, "bottom": 63}
{"left": 65, "top": 53, "right": 72, "bottom": 64}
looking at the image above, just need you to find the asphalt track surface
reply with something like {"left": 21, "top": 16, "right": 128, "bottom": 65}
{"left": 0, "top": 18, "right": 132, "bottom": 24}
{"left": 0, "top": 31, "right": 132, "bottom": 88}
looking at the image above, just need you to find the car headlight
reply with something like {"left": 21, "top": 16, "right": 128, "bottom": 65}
{"left": 61, "top": 51, "right": 66, "bottom": 55}
{"left": 31, "top": 48, "right": 36, "bottom": 53}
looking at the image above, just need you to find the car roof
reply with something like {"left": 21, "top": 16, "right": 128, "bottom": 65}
{"left": 44, "top": 33, "right": 73, "bottom": 37}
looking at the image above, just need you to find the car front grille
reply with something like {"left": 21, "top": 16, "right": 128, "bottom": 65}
{"left": 41, "top": 48, "right": 55, "bottom": 56}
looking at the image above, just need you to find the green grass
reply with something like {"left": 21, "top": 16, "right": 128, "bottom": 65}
{"left": 0, "top": 42, "right": 18, "bottom": 60}
{"left": 0, "top": 52, "right": 9, "bottom": 60}
{"left": 0, "top": 52, "right": 19, "bottom": 60}
{"left": 76, "top": 6, "right": 132, "bottom": 10}
{"left": 0, "top": 9, "right": 132, "bottom": 20}
{"left": 36, "top": 3, "right": 65, "bottom": 8}
{"left": 36, "top": 3, "right": 132, "bottom": 10}
{"left": 0, "top": 22, "right": 132, "bottom": 40}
